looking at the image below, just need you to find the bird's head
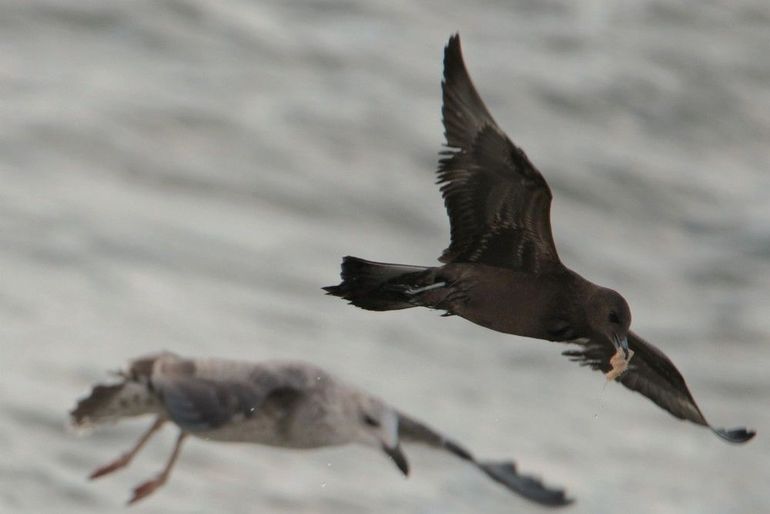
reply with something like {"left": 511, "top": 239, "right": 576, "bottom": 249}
{"left": 587, "top": 287, "right": 632, "bottom": 356}
{"left": 350, "top": 394, "right": 409, "bottom": 476}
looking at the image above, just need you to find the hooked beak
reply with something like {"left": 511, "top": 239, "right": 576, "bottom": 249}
{"left": 613, "top": 335, "right": 630, "bottom": 359}
{"left": 382, "top": 443, "right": 409, "bottom": 476}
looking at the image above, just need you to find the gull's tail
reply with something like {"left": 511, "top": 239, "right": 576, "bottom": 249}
{"left": 323, "top": 256, "right": 438, "bottom": 311}
{"left": 70, "top": 355, "right": 166, "bottom": 428}
{"left": 397, "top": 412, "right": 572, "bottom": 507}
{"left": 71, "top": 381, "right": 160, "bottom": 427}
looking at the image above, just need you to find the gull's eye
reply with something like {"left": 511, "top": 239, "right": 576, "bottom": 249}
{"left": 362, "top": 414, "right": 380, "bottom": 427}
{"left": 608, "top": 311, "right": 620, "bottom": 324}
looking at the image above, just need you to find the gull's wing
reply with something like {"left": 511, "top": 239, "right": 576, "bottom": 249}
{"left": 438, "top": 34, "right": 560, "bottom": 272}
{"left": 154, "top": 363, "right": 304, "bottom": 432}
{"left": 398, "top": 412, "right": 571, "bottom": 506}
{"left": 159, "top": 378, "right": 260, "bottom": 431}
{"left": 562, "top": 331, "right": 755, "bottom": 443}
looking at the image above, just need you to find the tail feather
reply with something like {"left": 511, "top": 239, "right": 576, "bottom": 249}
{"left": 70, "top": 381, "right": 162, "bottom": 427}
{"left": 323, "top": 256, "right": 433, "bottom": 311}
{"left": 71, "top": 383, "right": 126, "bottom": 426}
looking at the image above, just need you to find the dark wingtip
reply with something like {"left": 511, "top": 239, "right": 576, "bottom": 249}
{"left": 713, "top": 427, "right": 756, "bottom": 444}
{"left": 447, "top": 32, "right": 461, "bottom": 50}
{"left": 443, "top": 33, "right": 463, "bottom": 77}
{"left": 479, "top": 461, "right": 573, "bottom": 507}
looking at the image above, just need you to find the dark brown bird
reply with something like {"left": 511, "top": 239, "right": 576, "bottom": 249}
{"left": 325, "top": 34, "right": 754, "bottom": 444}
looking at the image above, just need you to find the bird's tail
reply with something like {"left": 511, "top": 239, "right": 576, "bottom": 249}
{"left": 70, "top": 355, "right": 167, "bottom": 428}
{"left": 70, "top": 381, "right": 160, "bottom": 428}
{"left": 323, "top": 256, "right": 438, "bottom": 311}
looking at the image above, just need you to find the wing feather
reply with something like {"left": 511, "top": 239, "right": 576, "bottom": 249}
{"left": 153, "top": 359, "right": 306, "bottom": 433}
{"left": 438, "top": 35, "right": 559, "bottom": 272}
{"left": 563, "top": 331, "right": 755, "bottom": 443}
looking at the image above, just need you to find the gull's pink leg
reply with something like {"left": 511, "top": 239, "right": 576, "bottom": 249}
{"left": 128, "top": 431, "right": 188, "bottom": 505}
{"left": 89, "top": 417, "right": 165, "bottom": 480}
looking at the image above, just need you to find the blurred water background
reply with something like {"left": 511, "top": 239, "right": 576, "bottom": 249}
{"left": 2, "top": 0, "right": 770, "bottom": 513}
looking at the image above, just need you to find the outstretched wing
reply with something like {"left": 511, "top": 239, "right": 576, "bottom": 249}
{"left": 156, "top": 374, "right": 303, "bottom": 432}
{"left": 438, "top": 34, "right": 559, "bottom": 272}
{"left": 398, "top": 412, "right": 571, "bottom": 506}
{"left": 562, "top": 331, "right": 755, "bottom": 443}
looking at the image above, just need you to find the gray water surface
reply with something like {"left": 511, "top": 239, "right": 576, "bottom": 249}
{"left": 2, "top": 1, "right": 769, "bottom": 513}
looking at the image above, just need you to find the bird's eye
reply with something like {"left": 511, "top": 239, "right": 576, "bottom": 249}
{"left": 362, "top": 414, "right": 380, "bottom": 427}
{"left": 608, "top": 312, "right": 620, "bottom": 324}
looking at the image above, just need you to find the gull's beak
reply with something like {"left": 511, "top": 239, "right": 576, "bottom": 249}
{"left": 382, "top": 443, "right": 410, "bottom": 476}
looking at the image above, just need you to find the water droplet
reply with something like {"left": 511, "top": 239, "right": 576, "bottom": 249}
{"left": 593, "top": 413, "right": 599, "bottom": 420}
{"left": 320, "top": 482, "right": 327, "bottom": 488}
{"left": 326, "top": 462, "right": 332, "bottom": 468}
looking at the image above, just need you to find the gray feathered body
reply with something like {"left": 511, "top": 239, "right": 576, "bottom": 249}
{"left": 72, "top": 353, "right": 372, "bottom": 449}
{"left": 72, "top": 351, "right": 571, "bottom": 506}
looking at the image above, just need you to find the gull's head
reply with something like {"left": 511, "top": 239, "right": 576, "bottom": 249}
{"left": 351, "top": 394, "right": 409, "bottom": 476}
{"left": 588, "top": 287, "right": 632, "bottom": 354}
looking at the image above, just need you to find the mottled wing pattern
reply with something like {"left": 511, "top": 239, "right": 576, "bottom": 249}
{"left": 158, "top": 377, "right": 265, "bottom": 431}
{"left": 438, "top": 35, "right": 559, "bottom": 272}
{"left": 562, "top": 331, "right": 754, "bottom": 443}
{"left": 154, "top": 360, "right": 307, "bottom": 432}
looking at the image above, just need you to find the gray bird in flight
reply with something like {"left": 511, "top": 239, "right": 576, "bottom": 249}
{"left": 324, "top": 34, "right": 754, "bottom": 444}
{"left": 71, "top": 352, "right": 570, "bottom": 506}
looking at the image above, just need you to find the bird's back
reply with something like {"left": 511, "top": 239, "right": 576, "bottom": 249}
{"left": 169, "top": 357, "right": 347, "bottom": 447}
{"left": 71, "top": 354, "right": 359, "bottom": 449}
